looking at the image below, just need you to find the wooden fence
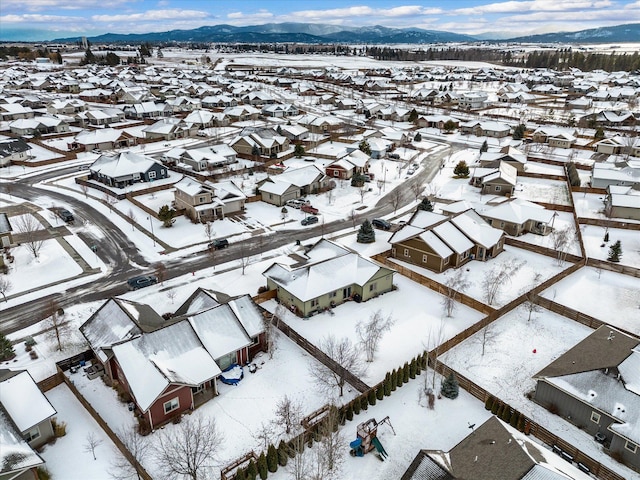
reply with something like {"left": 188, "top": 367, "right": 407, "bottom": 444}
{"left": 578, "top": 217, "right": 640, "bottom": 231}
{"left": 371, "top": 253, "right": 495, "bottom": 315}
{"left": 586, "top": 257, "right": 640, "bottom": 278}
{"left": 504, "top": 237, "right": 584, "bottom": 263}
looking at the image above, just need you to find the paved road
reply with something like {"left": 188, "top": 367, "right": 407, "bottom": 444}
{"left": 0, "top": 143, "right": 453, "bottom": 335}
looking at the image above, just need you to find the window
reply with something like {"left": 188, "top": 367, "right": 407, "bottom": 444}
{"left": 164, "top": 397, "right": 179, "bottom": 414}
{"left": 403, "top": 248, "right": 409, "bottom": 257}
{"left": 444, "top": 256, "right": 450, "bottom": 265}
{"left": 590, "top": 411, "right": 601, "bottom": 424}
{"left": 495, "top": 185, "right": 501, "bottom": 192}
{"left": 149, "top": 171, "right": 156, "bottom": 179}
{"left": 311, "top": 299, "right": 318, "bottom": 307}
{"left": 161, "top": 169, "right": 165, "bottom": 175}
{"left": 329, "top": 291, "right": 337, "bottom": 298}
{"left": 422, "top": 254, "right": 428, "bottom": 263}
{"left": 369, "top": 283, "right": 377, "bottom": 292}
{"left": 25, "top": 426, "right": 40, "bottom": 443}
{"left": 133, "top": 172, "right": 141, "bottom": 180}
{"left": 334, "top": 170, "right": 339, "bottom": 177}
{"left": 199, "top": 196, "right": 207, "bottom": 203}
{"left": 391, "top": 247, "right": 396, "bottom": 256}
{"left": 625, "top": 441, "right": 638, "bottom": 453}
{"left": 499, "top": 221, "right": 505, "bottom": 228}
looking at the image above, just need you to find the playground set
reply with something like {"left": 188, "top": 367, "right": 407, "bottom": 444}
{"left": 349, "top": 416, "right": 395, "bottom": 461}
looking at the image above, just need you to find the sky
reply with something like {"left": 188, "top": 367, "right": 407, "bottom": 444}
{"left": 0, "top": 0, "right": 639, "bottom": 42}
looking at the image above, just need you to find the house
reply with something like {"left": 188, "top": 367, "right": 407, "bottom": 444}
{"left": 80, "top": 293, "right": 265, "bottom": 430}
{"left": 401, "top": 416, "right": 591, "bottom": 480}
{"left": 470, "top": 161, "right": 518, "bottom": 196}
{"left": 460, "top": 120, "right": 511, "bottom": 138}
{"left": 604, "top": 185, "right": 640, "bottom": 220}
{"left": 457, "top": 91, "right": 488, "bottom": 109}
{"left": 142, "top": 118, "right": 196, "bottom": 141}
{"left": 325, "top": 150, "right": 370, "bottom": 180}
{"left": 591, "top": 162, "right": 640, "bottom": 189}
{"left": 0, "top": 103, "right": 34, "bottom": 121}
{"left": 89, "top": 151, "right": 168, "bottom": 188}
{"left": 296, "top": 114, "right": 343, "bottom": 134}
{"left": 389, "top": 209, "right": 504, "bottom": 273}
{"left": 0, "top": 369, "right": 57, "bottom": 449}
{"left": 258, "top": 164, "right": 329, "bottom": 206}
{"left": 222, "top": 105, "right": 260, "bottom": 122}
{"left": 261, "top": 103, "right": 298, "bottom": 117}
{"left": 165, "top": 144, "right": 237, "bottom": 172}
{"left": 0, "top": 138, "right": 31, "bottom": 167}
{"left": 479, "top": 198, "right": 555, "bottom": 236}
{"left": 279, "top": 124, "right": 309, "bottom": 142}
{"left": 183, "top": 110, "right": 222, "bottom": 129}
{"left": 594, "top": 136, "right": 640, "bottom": 157}
{"left": 9, "top": 115, "right": 69, "bottom": 136}
{"left": 229, "top": 127, "right": 290, "bottom": 158}
{"left": 80, "top": 108, "right": 126, "bottom": 127}
{"left": 123, "top": 101, "right": 170, "bottom": 120}
{"left": 0, "top": 409, "right": 44, "bottom": 480}
{"left": 416, "top": 114, "right": 459, "bottom": 130}
{"left": 69, "top": 128, "right": 137, "bottom": 152}
{"left": 263, "top": 239, "right": 395, "bottom": 317}
{"left": 533, "top": 325, "right": 640, "bottom": 470}
{"left": 532, "top": 127, "right": 577, "bottom": 149}
{"left": 173, "top": 177, "right": 246, "bottom": 223}
{"left": 0, "top": 213, "right": 13, "bottom": 248}
{"left": 478, "top": 146, "right": 527, "bottom": 172}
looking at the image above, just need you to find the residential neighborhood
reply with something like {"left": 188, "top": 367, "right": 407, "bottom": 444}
{"left": 0, "top": 14, "right": 640, "bottom": 480}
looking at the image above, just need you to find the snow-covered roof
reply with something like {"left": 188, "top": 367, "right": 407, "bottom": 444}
{"left": 187, "top": 304, "right": 252, "bottom": 360}
{"left": 451, "top": 210, "right": 504, "bottom": 249}
{"left": 227, "top": 295, "right": 265, "bottom": 339}
{"left": 419, "top": 231, "right": 454, "bottom": 258}
{"left": 90, "top": 151, "right": 159, "bottom": 178}
{"left": 0, "top": 370, "right": 56, "bottom": 432}
{"left": 433, "top": 221, "right": 475, "bottom": 254}
{"left": 74, "top": 127, "right": 123, "bottom": 145}
{"left": 481, "top": 198, "right": 554, "bottom": 225}
{"left": 0, "top": 410, "right": 43, "bottom": 476}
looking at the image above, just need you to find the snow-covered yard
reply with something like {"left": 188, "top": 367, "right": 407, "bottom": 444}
{"left": 581, "top": 224, "right": 640, "bottom": 267}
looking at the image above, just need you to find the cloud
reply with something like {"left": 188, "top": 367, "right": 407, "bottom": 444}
{"left": 92, "top": 9, "right": 209, "bottom": 23}
{"left": 287, "top": 5, "right": 442, "bottom": 21}
{"left": 227, "top": 9, "right": 275, "bottom": 20}
{"left": 452, "top": 0, "right": 614, "bottom": 15}
{"left": 1, "top": 0, "right": 130, "bottom": 11}
{"left": 0, "top": 13, "right": 82, "bottom": 24}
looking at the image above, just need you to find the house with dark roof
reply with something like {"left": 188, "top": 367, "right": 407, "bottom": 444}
{"left": 0, "top": 212, "right": 13, "bottom": 249}
{"left": 0, "top": 138, "right": 31, "bottom": 167}
{"left": 89, "top": 151, "right": 168, "bottom": 188}
{"left": 401, "top": 416, "right": 591, "bottom": 480}
{"left": 533, "top": 325, "right": 640, "bottom": 471}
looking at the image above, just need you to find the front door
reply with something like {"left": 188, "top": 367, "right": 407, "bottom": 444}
{"left": 343, "top": 287, "right": 351, "bottom": 299}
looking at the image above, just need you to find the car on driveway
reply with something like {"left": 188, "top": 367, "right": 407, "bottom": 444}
{"left": 301, "top": 204, "right": 319, "bottom": 214}
{"left": 301, "top": 216, "right": 319, "bottom": 226}
{"left": 372, "top": 218, "right": 392, "bottom": 230}
{"left": 127, "top": 275, "right": 158, "bottom": 290}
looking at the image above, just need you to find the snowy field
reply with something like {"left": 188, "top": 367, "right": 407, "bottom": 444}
{"left": 581, "top": 224, "right": 640, "bottom": 267}
{"left": 389, "top": 245, "right": 567, "bottom": 308}
{"left": 513, "top": 177, "right": 572, "bottom": 206}
{"left": 540, "top": 267, "right": 640, "bottom": 335}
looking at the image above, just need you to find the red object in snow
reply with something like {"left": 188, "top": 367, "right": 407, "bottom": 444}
{"left": 533, "top": 349, "right": 537, "bottom": 354}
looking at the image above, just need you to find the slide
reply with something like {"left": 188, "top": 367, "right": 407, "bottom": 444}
{"left": 371, "top": 436, "right": 388, "bottom": 461}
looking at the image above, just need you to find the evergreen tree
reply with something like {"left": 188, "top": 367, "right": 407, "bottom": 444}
{"left": 345, "top": 402, "right": 354, "bottom": 421}
{"left": 277, "top": 440, "right": 289, "bottom": 466}
{"left": 0, "top": 333, "right": 15, "bottom": 361}
{"left": 158, "top": 205, "right": 176, "bottom": 228}
{"left": 245, "top": 459, "right": 257, "bottom": 480}
{"left": 359, "top": 139, "right": 371, "bottom": 155}
{"left": 353, "top": 398, "right": 361, "bottom": 415}
{"left": 80, "top": 47, "right": 96, "bottom": 65}
{"left": 604, "top": 231, "right": 609, "bottom": 242}
{"left": 351, "top": 172, "right": 367, "bottom": 187}
{"left": 360, "top": 395, "right": 368, "bottom": 411}
{"left": 414, "top": 132, "right": 422, "bottom": 142}
{"left": 501, "top": 406, "right": 512, "bottom": 423}
{"left": 267, "top": 444, "right": 278, "bottom": 473}
{"left": 257, "top": 452, "right": 268, "bottom": 480}
{"left": 443, "top": 120, "right": 457, "bottom": 133}
{"left": 105, "top": 52, "right": 120, "bottom": 66}
{"left": 491, "top": 400, "right": 500, "bottom": 415}
{"left": 485, "top": 395, "right": 495, "bottom": 411}
{"left": 235, "top": 467, "right": 247, "bottom": 480}
{"left": 409, "top": 358, "right": 417, "bottom": 379}
{"left": 293, "top": 144, "right": 305, "bottom": 158}
{"left": 390, "top": 369, "right": 397, "bottom": 391}
{"left": 384, "top": 372, "right": 392, "bottom": 396}
{"left": 376, "top": 384, "right": 384, "bottom": 401}
{"left": 357, "top": 220, "right": 376, "bottom": 243}
{"left": 496, "top": 403, "right": 505, "bottom": 418}
{"left": 440, "top": 373, "right": 459, "bottom": 399}
{"left": 513, "top": 124, "right": 526, "bottom": 140}
{"left": 517, "top": 413, "right": 526, "bottom": 432}
{"left": 594, "top": 127, "right": 605, "bottom": 139}
{"left": 417, "top": 198, "right": 434, "bottom": 212}
{"left": 510, "top": 410, "right": 519, "bottom": 428}
{"left": 453, "top": 161, "right": 470, "bottom": 178}
{"left": 480, "top": 140, "right": 489, "bottom": 153}
{"left": 607, "top": 240, "right": 622, "bottom": 262}
{"left": 408, "top": 108, "right": 418, "bottom": 124}
{"left": 396, "top": 367, "right": 404, "bottom": 388}
{"left": 368, "top": 389, "right": 377, "bottom": 406}
{"left": 402, "top": 362, "right": 410, "bottom": 384}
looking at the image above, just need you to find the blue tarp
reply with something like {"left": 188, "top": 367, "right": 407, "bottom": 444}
{"left": 219, "top": 364, "right": 244, "bottom": 385}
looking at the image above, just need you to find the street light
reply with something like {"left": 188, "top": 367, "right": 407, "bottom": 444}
{"left": 147, "top": 216, "right": 156, "bottom": 247}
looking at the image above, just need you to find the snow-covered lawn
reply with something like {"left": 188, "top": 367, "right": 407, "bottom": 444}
{"left": 514, "top": 177, "right": 572, "bottom": 206}
{"left": 540, "top": 266, "right": 640, "bottom": 335}
{"left": 581, "top": 224, "right": 640, "bottom": 267}
{"left": 389, "top": 245, "right": 566, "bottom": 308}
{"left": 516, "top": 211, "right": 582, "bottom": 256}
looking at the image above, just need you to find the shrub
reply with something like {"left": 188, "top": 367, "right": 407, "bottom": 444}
{"left": 403, "top": 362, "right": 410, "bottom": 383}
{"left": 0, "top": 333, "right": 15, "bottom": 361}
{"left": 566, "top": 162, "right": 581, "bottom": 187}
{"left": 548, "top": 403, "right": 559, "bottom": 415}
{"left": 37, "top": 467, "right": 52, "bottom": 480}
{"left": 453, "top": 161, "right": 470, "bottom": 178}
{"left": 353, "top": 398, "right": 361, "bottom": 415}
{"left": 376, "top": 384, "right": 384, "bottom": 401}
{"left": 257, "top": 452, "right": 268, "bottom": 480}
{"left": 51, "top": 418, "right": 67, "bottom": 437}
{"left": 360, "top": 395, "right": 368, "bottom": 411}
{"left": 257, "top": 285, "right": 269, "bottom": 294}
{"left": 267, "top": 444, "right": 278, "bottom": 473}
{"left": 369, "top": 389, "right": 377, "bottom": 406}
{"left": 484, "top": 395, "right": 495, "bottom": 411}
{"left": 25, "top": 336, "right": 37, "bottom": 347}
{"left": 277, "top": 440, "right": 289, "bottom": 466}
{"left": 440, "top": 373, "right": 459, "bottom": 399}
{"left": 356, "top": 220, "right": 376, "bottom": 244}
{"left": 137, "top": 417, "right": 152, "bottom": 436}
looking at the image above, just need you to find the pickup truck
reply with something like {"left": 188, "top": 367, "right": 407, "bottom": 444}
{"left": 301, "top": 204, "right": 319, "bottom": 215}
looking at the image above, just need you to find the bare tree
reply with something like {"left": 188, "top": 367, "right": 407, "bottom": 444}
{"left": 480, "top": 325, "right": 495, "bottom": 356}
{"left": 203, "top": 222, "right": 214, "bottom": 244}
{"left": 418, "top": 373, "right": 436, "bottom": 410}
{"left": 254, "top": 421, "right": 276, "bottom": 453}
{"left": 521, "top": 272, "right": 543, "bottom": 322}
{"left": 127, "top": 209, "right": 137, "bottom": 231}
{"left": 45, "top": 298, "right": 70, "bottom": 352}
{"left": 286, "top": 433, "right": 309, "bottom": 480}
{"left": 326, "top": 188, "right": 335, "bottom": 206}
{"left": 273, "top": 394, "right": 303, "bottom": 435}
{"left": 425, "top": 320, "right": 446, "bottom": 389}
{"left": 103, "top": 191, "right": 118, "bottom": 212}
{"left": 349, "top": 209, "right": 358, "bottom": 229}
{"left": 549, "top": 226, "right": 573, "bottom": 266}
{"left": 84, "top": 431, "right": 104, "bottom": 460}
{"left": 410, "top": 182, "right": 423, "bottom": 202}
{"left": 309, "top": 335, "right": 365, "bottom": 397}
{"left": 358, "top": 185, "right": 367, "bottom": 204}
{"left": 308, "top": 406, "right": 344, "bottom": 480}
{"left": 14, "top": 214, "right": 44, "bottom": 259}
{"left": 80, "top": 183, "right": 89, "bottom": 198}
{"left": 155, "top": 263, "right": 167, "bottom": 285}
{"left": 390, "top": 189, "right": 402, "bottom": 214}
{"left": 356, "top": 310, "right": 395, "bottom": 362}
{"left": 238, "top": 244, "right": 251, "bottom": 275}
{"left": 166, "top": 289, "right": 177, "bottom": 304}
{"left": 0, "top": 277, "right": 12, "bottom": 302}
{"left": 264, "top": 305, "right": 284, "bottom": 359}
{"left": 440, "top": 269, "right": 470, "bottom": 318}
{"left": 110, "top": 426, "right": 150, "bottom": 480}
{"left": 152, "top": 415, "right": 224, "bottom": 480}
{"left": 481, "top": 259, "right": 526, "bottom": 305}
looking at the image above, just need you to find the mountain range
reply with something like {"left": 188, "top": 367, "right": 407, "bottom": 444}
{"left": 52, "top": 22, "right": 640, "bottom": 45}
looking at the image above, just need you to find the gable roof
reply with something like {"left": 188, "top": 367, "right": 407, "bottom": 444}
{"left": 90, "top": 151, "right": 160, "bottom": 178}
{"left": 0, "top": 370, "right": 56, "bottom": 432}
{"left": 0, "top": 409, "right": 44, "bottom": 476}
{"left": 0, "top": 138, "right": 31, "bottom": 157}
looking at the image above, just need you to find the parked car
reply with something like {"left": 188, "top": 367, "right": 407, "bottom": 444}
{"left": 388, "top": 153, "right": 400, "bottom": 159}
{"left": 58, "top": 209, "right": 74, "bottom": 223}
{"left": 208, "top": 238, "right": 229, "bottom": 250}
{"left": 406, "top": 168, "right": 415, "bottom": 176}
{"left": 127, "top": 275, "right": 158, "bottom": 290}
{"left": 301, "top": 216, "right": 319, "bottom": 226}
{"left": 372, "top": 218, "right": 392, "bottom": 230}
{"left": 301, "top": 204, "right": 319, "bottom": 214}
{"left": 285, "top": 198, "right": 309, "bottom": 209}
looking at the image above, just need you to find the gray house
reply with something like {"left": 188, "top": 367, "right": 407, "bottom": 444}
{"left": 533, "top": 325, "right": 640, "bottom": 471}
{"left": 89, "top": 152, "right": 168, "bottom": 189}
